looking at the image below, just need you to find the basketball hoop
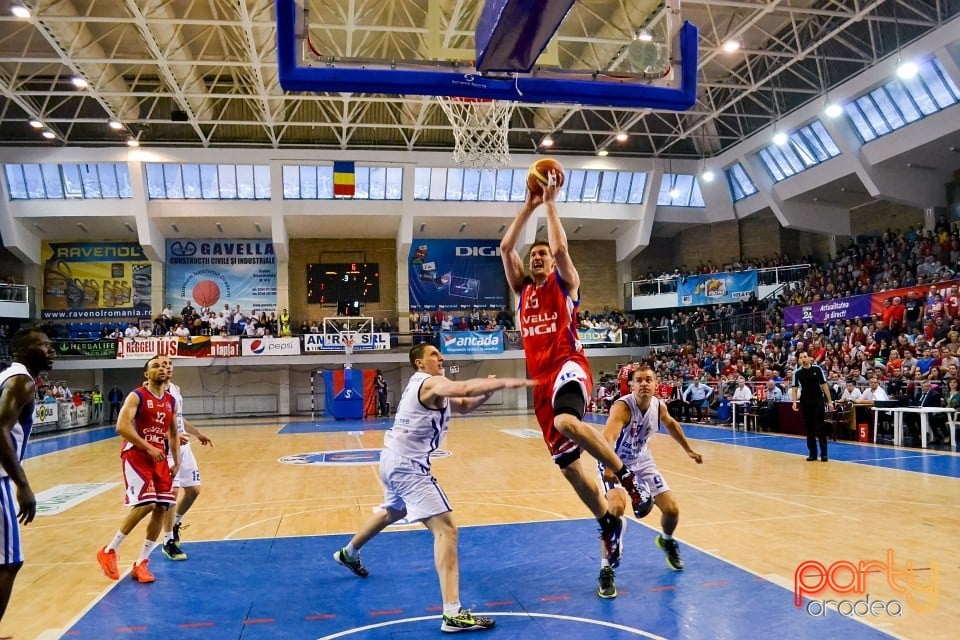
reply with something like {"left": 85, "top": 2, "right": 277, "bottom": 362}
{"left": 436, "top": 96, "right": 515, "bottom": 168}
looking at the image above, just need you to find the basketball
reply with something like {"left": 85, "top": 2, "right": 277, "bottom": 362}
{"left": 192, "top": 279, "right": 221, "bottom": 307}
{"left": 527, "top": 158, "right": 565, "bottom": 193}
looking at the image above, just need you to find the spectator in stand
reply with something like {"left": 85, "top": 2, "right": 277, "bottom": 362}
{"left": 124, "top": 324, "right": 139, "bottom": 339}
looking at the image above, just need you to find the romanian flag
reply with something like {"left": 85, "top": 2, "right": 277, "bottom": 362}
{"left": 333, "top": 161, "right": 355, "bottom": 197}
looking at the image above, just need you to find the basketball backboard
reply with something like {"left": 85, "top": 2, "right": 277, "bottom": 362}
{"left": 276, "top": 0, "right": 697, "bottom": 110}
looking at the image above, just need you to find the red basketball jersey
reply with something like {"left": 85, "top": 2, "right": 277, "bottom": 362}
{"left": 121, "top": 387, "right": 176, "bottom": 453}
{"left": 518, "top": 270, "right": 588, "bottom": 381}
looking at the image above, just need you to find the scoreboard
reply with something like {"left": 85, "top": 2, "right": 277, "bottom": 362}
{"left": 306, "top": 262, "right": 380, "bottom": 305}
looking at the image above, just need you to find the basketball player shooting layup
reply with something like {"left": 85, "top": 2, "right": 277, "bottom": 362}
{"left": 500, "top": 167, "right": 652, "bottom": 569}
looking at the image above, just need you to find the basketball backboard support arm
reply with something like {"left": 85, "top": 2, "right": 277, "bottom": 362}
{"left": 275, "top": 0, "right": 698, "bottom": 111}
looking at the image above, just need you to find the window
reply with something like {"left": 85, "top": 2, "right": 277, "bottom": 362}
{"left": 144, "top": 163, "right": 270, "bottom": 199}
{"left": 657, "top": 173, "right": 704, "bottom": 207}
{"left": 4, "top": 163, "right": 132, "bottom": 200}
{"left": 846, "top": 57, "right": 960, "bottom": 143}
{"left": 758, "top": 120, "right": 841, "bottom": 182}
{"left": 412, "top": 167, "right": 647, "bottom": 203}
{"left": 725, "top": 163, "right": 758, "bottom": 201}
{"left": 282, "top": 164, "right": 401, "bottom": 199}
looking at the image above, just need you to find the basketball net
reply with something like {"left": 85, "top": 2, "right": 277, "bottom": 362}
{"left": 436, "top": 97, "right": 515, "bottom": 169}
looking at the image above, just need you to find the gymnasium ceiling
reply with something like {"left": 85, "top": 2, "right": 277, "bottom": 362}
{"left": 0, "top": 0, "right": 957, "bottom": 160}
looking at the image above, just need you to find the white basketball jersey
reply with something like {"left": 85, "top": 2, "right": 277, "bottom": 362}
{"left": 610, "top": 394, "right": 660, "bottom": 465}
{"left": 0, "top": 363, "right": 35, "bottom": 478}
{"left": 168, "top": 381, "right": 186, "bottom": 434}
{"left": 383, "top": 371, "right": 450, "bottom": 470}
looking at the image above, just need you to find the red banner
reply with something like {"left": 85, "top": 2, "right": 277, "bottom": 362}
{"left": 869, "top": 278, "right": 960, "bottom": 316}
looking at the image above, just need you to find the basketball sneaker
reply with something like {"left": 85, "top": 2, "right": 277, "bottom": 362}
{"left": 598, "top": 515, "right": 623, "bottom": 565}
{"left": 131, "top": 559, "right": 155, "bottom": 583}
{"left": 619, "top": 471, "right": 654, "bottom": 518}
{"left": 333, "top": 548, "right": 368, "bottom": 577}
{"left": 597, "top": 566, "right": 617, "bottom": 599}
{"left": 96, "top": 546, "right": 119, "bottom": 581}
{"left": 656, "top": 535, "right": 685, "bottom": 571}
{"left": 162, "top": 539, "right": 187, "bottom": 561}
{"left": 440, "top": 609, "right": 495, "bottom": 633}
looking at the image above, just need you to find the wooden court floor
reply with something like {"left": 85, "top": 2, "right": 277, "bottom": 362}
{"left": 5, "top": 412, "right": 959, "bottom": 639}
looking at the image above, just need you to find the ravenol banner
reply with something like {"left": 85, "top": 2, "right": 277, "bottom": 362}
{"left": 165, "top": 240, "right": 277, "bottom": 316}
{"left": 408, "top": 240, "right": 508, "bottom": 310}
{"left": 439, "top": 330, "right": 504, "bottom": 355}
{"left": 41, "top": 242, "right": 151, "bottom": 320}
{"left": 677, "top": 271, "right": 758, "bottom": 307}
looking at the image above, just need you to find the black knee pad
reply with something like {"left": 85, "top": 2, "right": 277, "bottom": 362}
{"left": 553, "top": 382, "right": 586, "bottom": 421}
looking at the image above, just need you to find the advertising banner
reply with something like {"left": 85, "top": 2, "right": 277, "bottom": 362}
{"left": 41, "top": 242, "right": 151, "bottom": 320}
{"left": 209, "top": 336, "right": 241, "bottom": 358}
{"left": 783, "top": 294, "right": 874, "bottom": 326}
{"left": 408, "top": 240, "right": 508, "bottom": 310}
{"left": 33, "top": 403, "right": 59, "bottom": 428}
{"left": 53, "top": 340, "right": 118, "bottom": 359}
{"left": 677, "top": 271, "right": 758, "bottom": 307}
{"left": 116, "top": 337, "right": 180, "bottom": 359}
{"left": 302, "top": 333, "right": 390, "bottom": 352}
{"left": 241, "top": 337, "right": 302, "bottom": 356}
{"left": 165, "top": 239, "right": 277, "bottom": 317}
{"left": 438, "top": 330, "right": 504, "bottom": 355}
{"left": 578, "top": 327, "right": 623, "bottom": 345}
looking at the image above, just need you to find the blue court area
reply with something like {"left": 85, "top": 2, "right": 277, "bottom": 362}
{"left": 65, "top": 519, "right": 891, "bottom": 639}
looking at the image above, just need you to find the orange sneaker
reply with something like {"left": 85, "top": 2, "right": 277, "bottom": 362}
{"left": 131, "top": 559, "right": 155, "bottom": 583}
{"left": 97, "top": 546, "right": 119, "bottom": 580}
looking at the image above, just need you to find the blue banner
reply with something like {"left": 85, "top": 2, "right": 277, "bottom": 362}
{"left": 408, "top": 240, "right": 508, "bottom": 310}
{"left": 165, "top": 239, "right": 277, "bottom": 316}
{"left": 439, "top": 330, "right": 504, "bottom": 355}
{"left": 677, "top": 271, "right": 758, "bottom": 307}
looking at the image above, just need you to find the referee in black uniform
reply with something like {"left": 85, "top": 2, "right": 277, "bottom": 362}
{"left": 791, "top": 351, "right": 834, "bottom": 461}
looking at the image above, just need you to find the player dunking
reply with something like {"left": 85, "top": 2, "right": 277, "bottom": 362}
{"left": 96, "top": 355, "right": 180, "bottom": 584}
{"left": 500, "top": 170, "right": 651, "bottom": 567}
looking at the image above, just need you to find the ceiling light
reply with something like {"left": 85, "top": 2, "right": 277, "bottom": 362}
{"left": 896, "top": 59, "right": 918, "bottom": 80}
{"left": 824, "top": 102, "right": 843, "bottom": 118}
{"left": 497, "top": 224, "right": 506, "bottom": 234}
{"left": 215, "top": 222, "right": 224, "bottom": 232}
{"left": 126, "top": 137, "right": 139, "bottom": 147}
{"left": 254, "top": 222, "right": 262, "bottom": 232}
{"left": 11, "top": 5, "right": 30, "bottom": 19}
{"left": 108, "top": 119, "right": 123, "bottom": 130}
{"left": 722, "top": 39, "right": 741, "bottom": 54}
{"left": 32, "top": 222, "right": 44, "bottom": 232}
{"left": 536, "top": 225, "right": 545, "bottom": 234}
{"left": 170, "top": 223, "right": 179, "bottom": 232}
{"left": 540, "top": 135, "right": 554, "bottom": 147}
{"left": 41, "top": 130, "right": 55, "bottom": 139}
{"left": 419, "top": 223, "right": 426, "bottom": 232}
{"left": 701, "top": 169, "right": 715, "bottom": 183}
{"left": 772, "top": 130, "right": 789, "bottom": 146}
{"left": 28, "top": 118, "right": 42, "bottom": 128}
{"left": 71, "top": 76, "right": 88, "bottom": 89}
{"left": 637, "top": 30, "right": 653, "bottom": 42}
{"left": 597, "top": 149, "right": 609, "bottom": 157}
{"left": 669, "top": 187, "right": 681, "bottom": 199}
{"left": 123, "top": 222, "right": 135, "bottom": 232}
{"left": 615, "top": 132, "right": 628, "bottom": 142}
{"left": 609, "top": 227, "right": 620, "bottom": 235}
{"left": 573, "top": 225, "right": 583, "bottom": 234}
{"left": 458, "top": 223, "right": 467, "bottom": 232}
{"left": 76, "top": 222, "right": 88, "bottom": 233}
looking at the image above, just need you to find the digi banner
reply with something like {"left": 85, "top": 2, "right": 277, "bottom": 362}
{"left": 408, "top": 240, "right": 508, "bottom": 310}
{"left": 783, "top": 278, "right": 960, "bottom": 326}
{"left": 302, "top": 333, "right": 390, "bottom": 352}
{"left": 578, "top": 327, "right": 623, "bottom": 346}
{"left": 41, "top": 242, "right": 151, "bottom": 320}
{"left": 677, "top": 271, "right": 758, "bottom": 307}
{"left": 166, "top": 240, "right": 277, "bottom": 316}
{"left": 439, "top": 330, "right": 504, "bottom": 355}
{"left": 53, "top": 340, "right": 118, "bottom": 359}
{"left": 783, "top": 294, "right": 874, "bottom": 326}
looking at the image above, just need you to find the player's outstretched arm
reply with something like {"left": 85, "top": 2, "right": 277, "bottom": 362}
{"left": 500, "top": 191, "right": 541, "bottom": 293}
{"left": 426, "top": 375, "right": 534, "bottom": 414}
{"left": 542, "top": 177, "right": 580, "bottom": 294}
